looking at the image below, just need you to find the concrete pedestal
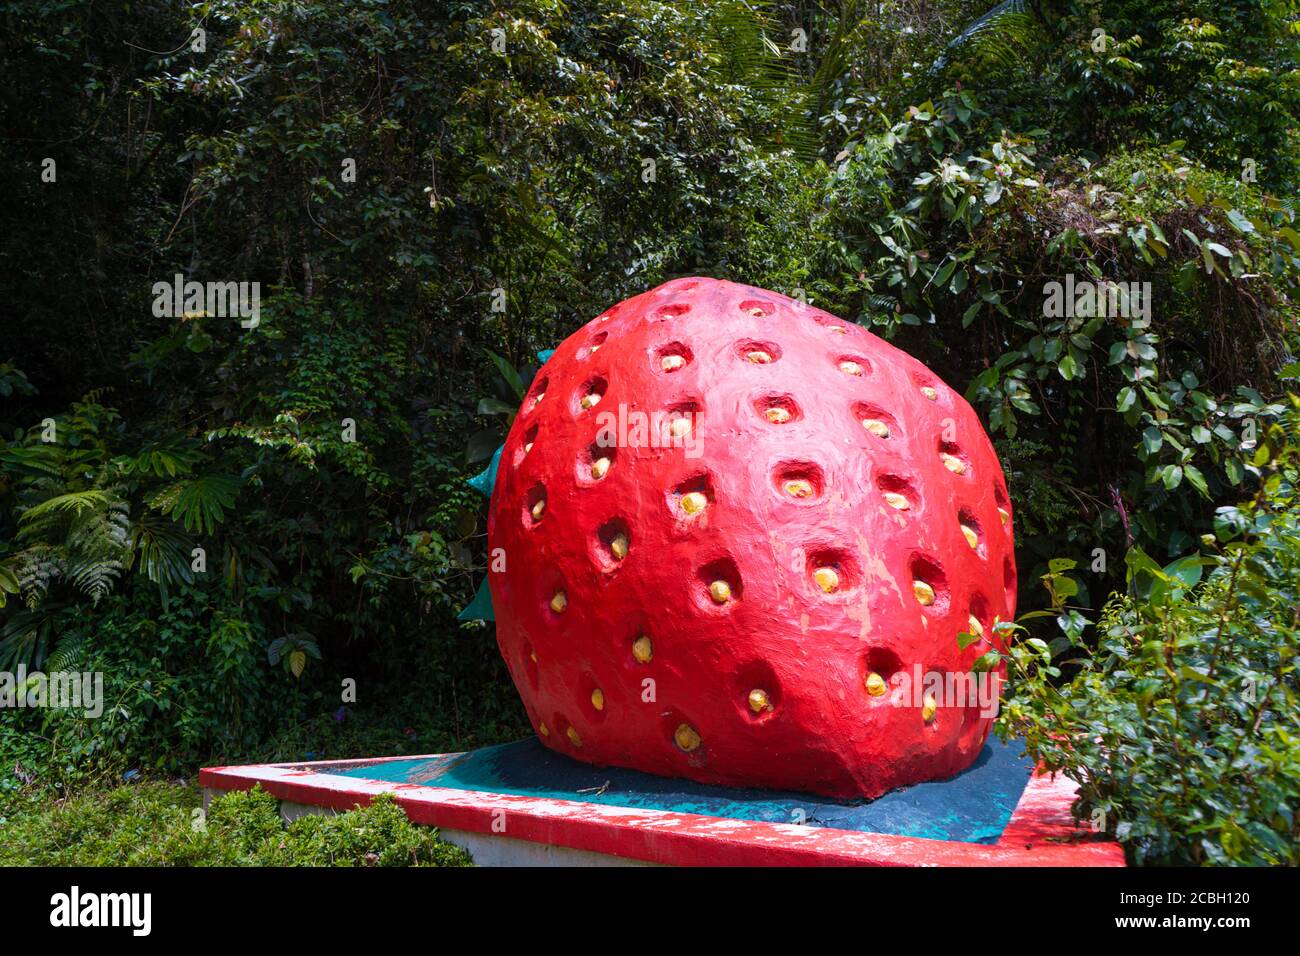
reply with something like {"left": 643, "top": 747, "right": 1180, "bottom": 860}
{"left": 200, "top": 736, "right": 1124, "bottom": 866}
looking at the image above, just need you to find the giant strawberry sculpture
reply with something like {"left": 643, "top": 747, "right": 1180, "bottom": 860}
{"left": 486, "top": 278, "right": 1016, "bottom": 798}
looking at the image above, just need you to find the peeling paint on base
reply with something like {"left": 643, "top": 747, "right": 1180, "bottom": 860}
{"left": 200, "top": 742, "right": 1124, "bottom": 867}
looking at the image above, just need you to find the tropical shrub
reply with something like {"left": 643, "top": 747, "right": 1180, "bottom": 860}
{"left": 999, "top": 398, "right": 1300, "bottom": 865}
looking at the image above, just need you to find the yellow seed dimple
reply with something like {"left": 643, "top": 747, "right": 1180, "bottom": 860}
{"left": 839, "top": 360, "right": 864, "bottom": 376}
{"left": 746, "top": 306, "right": 766, "bottom": 317}
{"left": 566, "top": 726, "right": 582, "bottom": 747}
{"left": 765, "top": 407, "right": 791, "bottom": 424}
{"left": 591, "top": 688, "right": 604, "bottom": 711}
{"left": 589, "top": 345, "right": 600, "bottom": 354}
{"left": 862, "top": 418, "right": 891, "bottom": 438}
{"left": 709, "top": 580, "right": 732, "bottom": 604}
{"left": 539, "top": 722, "right": 549, "bottom": 737}
{"left": 550, "top": 590, "right": 567, "bottom": 613}
{"left": 531, "top": 499, "right": 546, "bottom": 520}
{"left": 524, "top": 441, "right": 534, "bottom": 454}
{"left": 745, "top": 350, "right": 773, "bottom": 364}
{"left": 668, "top": 417, "right": 691, "bottom": 438}
{"left": 828, "top": 325, "right": 847, "bottom": 334}
{"left": 610, "top": 533, "right": 629, "bottom": 560}
{"left": 913, "top": 580, "right": 936, "bottom": 606}
{"left": 941, "top": 452, "right": 967, "bottom": 475}
{"left": 961, "top": 523, "right": 979, "bottom": 549}
{"left": 999, "top": 507, "right": 1010, "bottom": 526}
{"left": 968, "top": 615, "right": 984, "bottom": 638}
{"left": 530, "top": 651, "right": 538, "bottom": 663}
{"left": 680, "top": 491, "right": 707, "bottom": 515}
{"left": 661, "top": 354, "right": 685, "bottom": 372}
{"left": 884, "top": 491, "right": 910, "bottom": 510}
{"left": 921, "top": 386, "right": 938, "bottom": 401}
{"left": 591, "top": 456, "right": 610, "bottom": 479}
{"left": 865, "top": 672, "right": 887, "bottom": 697}
{"left": 922, "top": 694, "right": 937, "bottom": 722}
{"left": 784, "top": 479, "right": 814, "bottom": 498}
{"left": 813, "top": 567, "right": 840, "bottom": 593}
{"left": 534, "top": 392, "right": 546, "bottom": 406}
{"left": 747, "top": 689, "right": 771, "bottom": 713}
{"left": 675, "top": 723, "right": 701, "bottom": 751}
{"left": 580, "top": 393, "right": 601, "bottom": 410}
{"left": 632, "top": 635, "right": 653, "bottom": 663}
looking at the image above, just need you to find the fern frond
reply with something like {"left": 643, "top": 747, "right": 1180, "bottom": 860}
{"left": 17, "top": 490, "right": 111, "bottom": 527}
{"left": 63, "top": 500, "right": 130, "bottom": 604}
{"left": 932, "top": 0, "right": 1055, "bottom": 77}
{"left": 11, "top": 490, "right": 134, "bottom": 607}
{"left": 46, "top": 631, "right": 86, "bottom": 672}
{"left": 0, "top": 443, "right": 63, "bottom": 479}
{"left": 708, "top": 0, "right": 829, "bottom": 161}
{"left": 12, "top": 544, "right": 64, "bottom": 608}
{"left": 68, "top": 499, "right": 130, "bottom": 553}
{"left": 66, "top": 553, "right": 123, "bottom": 604}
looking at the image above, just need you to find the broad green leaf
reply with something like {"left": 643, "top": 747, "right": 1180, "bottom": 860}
{"left": 484, "top": 349, "right": 525, "bottom": 399}
{"left": 164, "top": 476, "right": 239, "bottom": 535}
{"left": 1163, "top": 555, "right": 1204, "bottom": 589}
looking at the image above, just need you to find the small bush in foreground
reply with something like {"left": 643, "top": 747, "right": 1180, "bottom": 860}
{"left": 1000, "top": 399, "right": 1300, "bottom": 865}
{"left": 0, "top": 782, "right": 471, "bottom": 867}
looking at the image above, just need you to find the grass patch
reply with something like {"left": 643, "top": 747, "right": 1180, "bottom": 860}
{"left": 0, "top": 781, "right": 472, "bottom": 867}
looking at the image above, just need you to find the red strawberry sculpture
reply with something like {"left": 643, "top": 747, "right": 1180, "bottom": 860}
{"left": 487, "top": 277, "right": 1016, "bottom": 798}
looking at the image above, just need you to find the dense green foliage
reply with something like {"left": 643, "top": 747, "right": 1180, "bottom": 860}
{"left": 0, "top": 784, "right": 471, "bottom": 866}
{"left": 1, "top": 1, "right": 1297, "bottom": 864}
{"left": 1000, "top": 401, "right": 1300, "bottom": 865}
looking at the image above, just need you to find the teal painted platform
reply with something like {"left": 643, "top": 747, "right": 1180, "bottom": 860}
{"left": 335, "top": 735, "right": 1036, "bottom": 844}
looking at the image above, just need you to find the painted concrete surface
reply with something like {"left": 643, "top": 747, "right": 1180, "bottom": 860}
{"left": 436, "top": 827, "right": 657, "bottom": 866}
{"left": 331, "top": 735, "right": 1035, "bottom": 844}
{"left": 201, "top": 738, "right": 1126, "bottom": 867}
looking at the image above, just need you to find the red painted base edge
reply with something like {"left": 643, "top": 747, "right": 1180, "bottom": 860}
{"left": 199, "top": 755, "right": 1125, "bottom": 867}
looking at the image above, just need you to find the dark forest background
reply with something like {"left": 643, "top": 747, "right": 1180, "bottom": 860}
{"left": 2, "top": 1, "right": 1298, "bottom": 864}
